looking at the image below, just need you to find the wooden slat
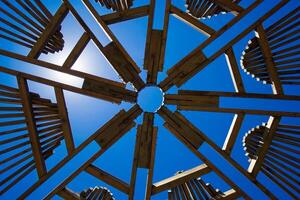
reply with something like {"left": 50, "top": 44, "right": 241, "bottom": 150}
{"left": 28, "top": 3, "right": 68, "bottom": 58}
{"left": 213, "top": 0, "right": 244, "bottom": 15}
{"left": 152, "top": 164, "right": 211, "bottom": 194}
{"left": 222, "top": 113, "right": 245, "bottom": 154}
{"left": 85, "top": 164, "right": 130, "bottom": 194}
{"left": 17, "top": 76, "right": 46, "bottom": 177}
{"left": 225, "top": 48, "right": 245, "bottom": 93}
{"left": 62, "top": 32, "right": 90, "bottom": 69}
{"left": 255, "top": 24, "right": 283, "bottom": 94}
{"left": 248, "top": 116, "right": 281, "bottom": 177}
{"left": 170, "top": 5, "right": 216, "bottom": 37}
{"left": 54, "top": 87, "right": 75, "bottom": 154}
{"left": 101, "top": 5, "right": 149, "bottom": 25}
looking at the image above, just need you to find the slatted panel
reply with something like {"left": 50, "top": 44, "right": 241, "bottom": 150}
{"left": 243, "top": 123, "right": 300, "bottom": 199}
{"left": 241, "top": 8, "right": 300, "bottom": 85}
{"left": 167, "top": 173, "right": 238, "bottom": 200}
{"left": 0, "top": 0, "right": 64, "bottom": 54}
{"left": 80, "top": 186, "right": 114, "bottom": 200}
{"left": 95, "top": 0, "right": 133, "bottom": 12}
{"left": 185, "top": 0, "right": 241, "bottom": 19}
{"left": 0, "top": 83, "right": 64, "bottom": 194}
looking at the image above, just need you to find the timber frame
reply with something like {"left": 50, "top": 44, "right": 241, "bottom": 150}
{"left": 0, "top": 0, "right": 299, "bottom": 199}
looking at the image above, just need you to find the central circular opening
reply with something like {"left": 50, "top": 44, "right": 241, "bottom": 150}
{"left": 137, "top": 86, "right": 164, "bottom": 113}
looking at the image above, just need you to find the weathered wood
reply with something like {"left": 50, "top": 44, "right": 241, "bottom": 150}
{"left": 170, "top": 5, "right": 216, "bottom": 37}
{"left": 158, "top": 106, "right": 204, "bottom": 149}
{"left": 101, "top": 6, "right": 149, "bottom": 25}
{"left": 57, "top": 188, "right": 80, "bottom": 200}
{"left": 17, "top": 76, "right": 46, "bottom": 177}
{"left": 152, "top": 164, "right": 211, "bottom": 194}
{"left": 164, "top": 94, "right": 219, "bottom": 109}
{"left": 62, "top": 32, "right": 90, "bottom": 69}
{"left": 85, "top": 164, "right": 129, "bottom": 194}
{"left": 54, "top": 87, "right": 75, "bottom": 154}
{"left": 28, "top": 3, "right": 68, "bottom": 58}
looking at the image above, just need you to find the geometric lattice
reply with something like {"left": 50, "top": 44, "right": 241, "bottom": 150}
{"left": 0, "top": 0, "right": 299, "bottom": 199}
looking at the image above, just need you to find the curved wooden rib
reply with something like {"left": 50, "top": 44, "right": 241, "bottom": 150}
{"left": 185, "top": 0, "right": 242, "bottom": 19}
{"left": 241, "top": 8, "right": 300, "bottom": 87}
{"left": 0, "top": 0, "right": 65, "bottom": 56}
{"left": 243, "top": 118, "right": 300, "bottom": 199}
{"left": 0, "top": 81, "right": 68, "bottom": 194}
{"left": 80, "top": 186, "right": 114, "bottom": 200}
{"left": 95, "top": 0, "right": 133, "bottom": 12}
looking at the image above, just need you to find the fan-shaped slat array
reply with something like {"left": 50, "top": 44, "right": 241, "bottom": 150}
{"left": 185, "top": 0, "right": 241, "bottom": 19}
{"left": 95, "top": 0, "right": 133, "bottom": 12}
{"left": 243, "top": 123, "right": 300, "bottom": 199}
{"left": 0, "top": 83, "right": 64, "bottom": 194}
{"left": 80, "top": 186, "right": 114, "bottom": 200}
{"left": 0, "top": 0, "right": 64, "bottom": 54}
{"left": 241, "top": 7, "right": 300, "bottom": 85}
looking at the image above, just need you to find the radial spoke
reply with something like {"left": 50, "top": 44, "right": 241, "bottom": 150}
{"left": 129, "top": 112, "right": 158, "bottom": 200}
{"left": 80, "top": 0, "right": 145, "bottom": 90}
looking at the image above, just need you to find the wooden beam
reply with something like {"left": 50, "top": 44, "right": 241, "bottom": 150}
{"left": 17, "top": 76, "right": 46, "bottom": 177}
{"left": 212, "top": 0, "right": 244, "bottom": 15}
{"left": 81, "top": 0, "right": 145, "bottom": 90}
{"left": 170, "top": 5, "right": 216, "bottom": 37}
{"left": 222, "top": 189, "right": 241, "bottom": 200}
{"left": 164, "top": 94, "right": 219, "bottom": 109}
{"left": 222, "top": 113, "right": 245, "bottom": 154}
{"left": 101, "top": 6, "right": 149, "bottom": 25}
{"left": 0, "top": 66, "right": 129, "bottom": 104}
{"left": 152, "top": 164, "right": 211, "bottom": 194}
{"left": 225, "top": 48, "right": 245, "bottom": 93}
{"left": 57, "top": 188, "right": 79, "bottom": 200}
{"left": 177, "top": 90, "right": 300, "bottom": 101}
{"left": 255, "top": 24, "right": 283, "bottom": 94}
{"left": 18, "top": 105, "right": 142, "bottom": 199}
{"left": 248, "top": 116, "right": 281, "bottom": 177}
{"left": 28, "top": 3, "right": 68, "bottom": 58}
{"left": 85, "top": 164, "right": 130, "bottom": 194}
{"left": 62, "top": 32, "right": 90, "bottom": 69}
{"left": 54, "top": 87, "right": 75, "bottom": 154}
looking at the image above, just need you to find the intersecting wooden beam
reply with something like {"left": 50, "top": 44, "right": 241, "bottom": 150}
{"left": 17, "top": 76, "right": 46, "bottom": 177}
{"left": 81, "top": 0, "right": 145, "bottom": 90}
{"left": 170, "top": 5, "right": 216, "bottom": 37}
{"left": 255, "top": 24, "right": 283, "bottom": 94}
{"left": 62, "top": 32, "right": 90, "bottom": 69}
{"left": 248, "top": 116, "right": 281, "bottom": 177}
{"left": 28, "top": 3, "right": 68, "bottom": 58}
{"left": 54, "top": 87, "right": 75, "bottom": 154}
{"left": 0, "top": 50, "right": 134, "bottom": 103}
{"left": 19, "top": 105, "right": 142, "bottom": 199}
{"left": 0, "top": 66, "right": 126, "bottom": 104}
{"left": 85, "top": 164, "right": 129, "bottom": 194}
{"left": 101, "top": 5, "right": 149, "bottom": 25}
{"left": 158, "top": 0, "right": 266, "bottom": 91}
{"left": 151, "top": 164, "right": 211, "bottom": 194}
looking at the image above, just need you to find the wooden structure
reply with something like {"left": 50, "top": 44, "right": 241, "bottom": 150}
{"left": 185, "top": 0, "right": 242, "bottom": 18}
{"left": 0, "top": 0, "right": 299, "bottom": 199}
{"left": 167, "top": 172, "right": 239, "bottom": 200}
{"left": 243, "top": 119, "right": 300, "bottom": 199}
{"left": 80, "top": 186, "right": 114, "bottom": 200}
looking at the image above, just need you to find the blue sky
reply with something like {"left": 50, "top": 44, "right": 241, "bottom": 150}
{"left": 0, "top": 0, "right": 299, "bottom": 199}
